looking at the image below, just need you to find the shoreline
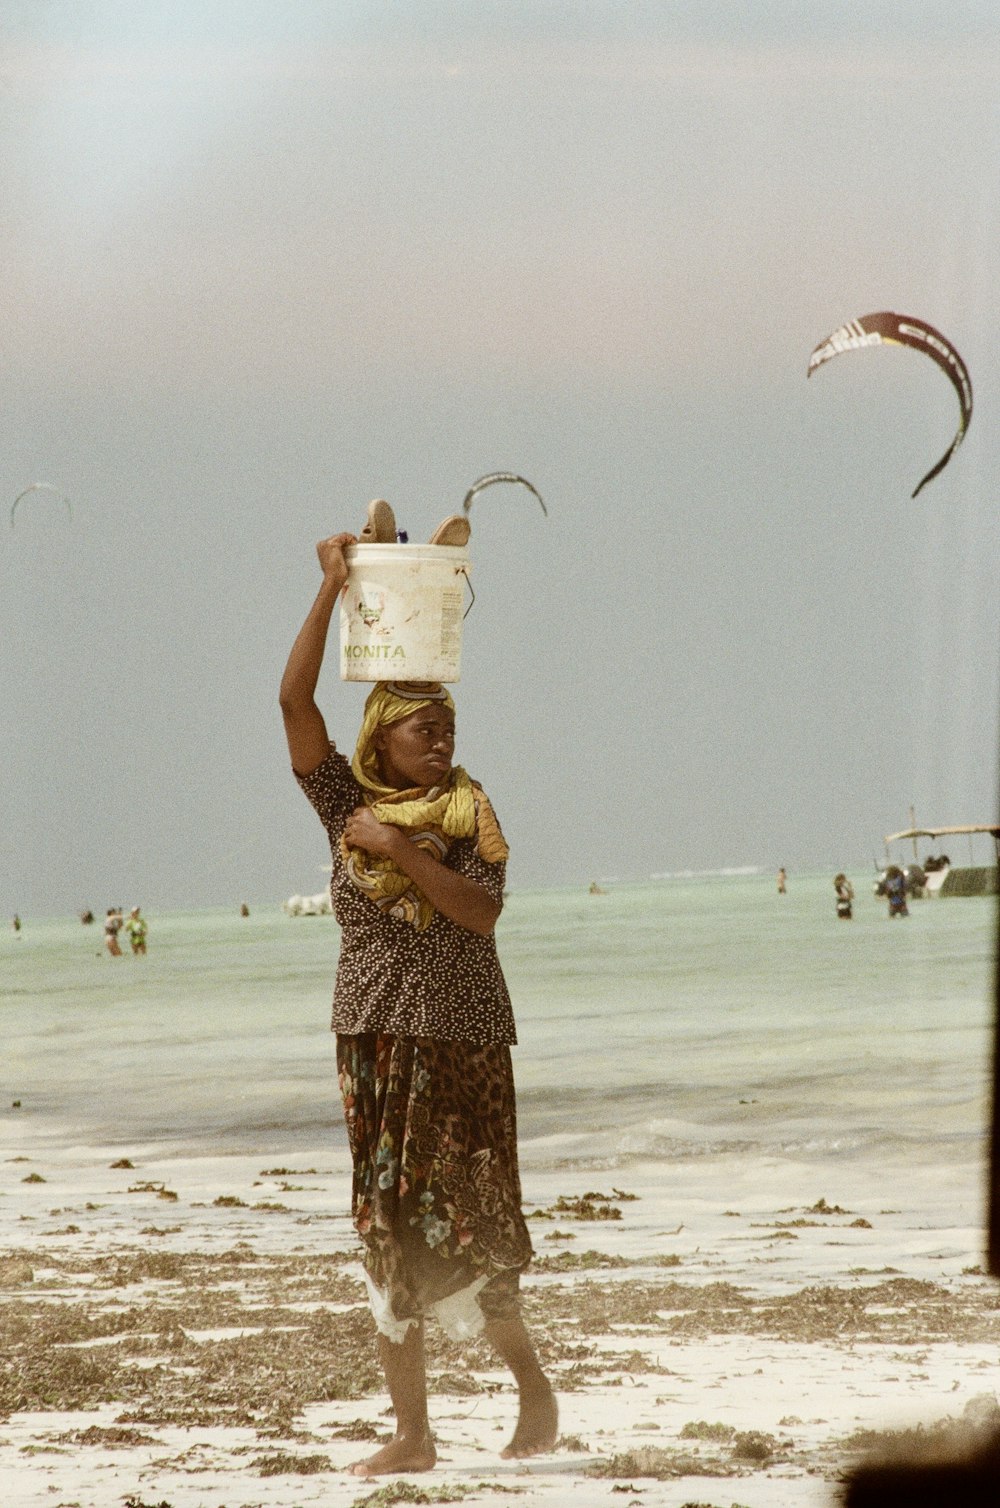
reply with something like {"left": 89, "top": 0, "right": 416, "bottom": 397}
{"left": 2, "top": 1147, "right": 998, "bottom": 1507}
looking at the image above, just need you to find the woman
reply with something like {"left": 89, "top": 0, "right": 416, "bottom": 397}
{"left": 125, "top": 906, "right": 148, "bottom": 954}
{"left": 279, "top": 531, "right": 557, "bottom": 1479}
{"left": 103, "top": 908, "right": 123, "bottom": 956}
{"left": 833, "top": 873, "right": 854, "bottom": 920}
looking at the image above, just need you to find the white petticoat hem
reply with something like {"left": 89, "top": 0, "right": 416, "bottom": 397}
{"left": 363, "top": 1269, "right": 491, "bottom": 1344}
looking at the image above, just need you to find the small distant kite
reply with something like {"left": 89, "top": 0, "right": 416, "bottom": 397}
{"left": 462, "top": 472, "right": 547, "bottom": 517}
{"left": 807, "top": 312, "right": 972, "bottom": 497}
{"left": 11, "top": 482, "right": 72, "bottom": 528}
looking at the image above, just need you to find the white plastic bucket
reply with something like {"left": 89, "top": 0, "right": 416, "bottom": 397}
{"left": 339, "top": 543, "right": 471, "bottom": 682}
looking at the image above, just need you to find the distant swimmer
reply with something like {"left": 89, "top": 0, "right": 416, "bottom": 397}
{"left": 777, "top": 867, "right": 787, "bottom": 895}
{"left": 834, "top": 873, "right": 854, "bottom": 920}
{"left": 103, "top": 908, "right": 124, "bottom": 956}
{"left": 125, "top": 907, "right": 148, "bottom": 955}
{"left": 80, "top": 909, "right": 95, "bottom": 925}
{"left": 240, "top": 902, "right": 250, "bottom": 917}
{"left": 12, "top": 914, "right": 21, "bottom": 934}
{"left": 588, "top": 881, "right": 606, "bottom": 895}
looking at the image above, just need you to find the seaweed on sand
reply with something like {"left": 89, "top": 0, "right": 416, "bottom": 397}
{"left": 254, "top": 1449, "right": 333, "bottom": 1474}
{"left": 586, "top": 1444, "right": 742, "bottom": 1480}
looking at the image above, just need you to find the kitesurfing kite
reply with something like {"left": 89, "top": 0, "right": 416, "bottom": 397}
{"left": 807, "top": 312, "right": 972, "bottom": 497}
{"left": 462, "top": 472, "right": 547, "bottom": 517}
{"left": 10, "top": 482, "right": 72, "bottom": 528}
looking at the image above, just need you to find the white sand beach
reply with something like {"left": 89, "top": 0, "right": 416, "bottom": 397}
{"left": 6, "top": 884, "right": 997, "bottom": 1505}
{"left": 3, "top": 1143, "right": 998, "bottom": 1508}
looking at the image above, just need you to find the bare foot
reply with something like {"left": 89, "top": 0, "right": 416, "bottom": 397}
{"left": 500, "top": 1380, "right": 559, "bottom": 1459}
{"left": 349, "top": 1431, "right": 436, "bottom": 1478}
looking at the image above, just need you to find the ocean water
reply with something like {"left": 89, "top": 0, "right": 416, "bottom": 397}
{"left": 3, "top": 873, "right": 996, "bottom": 1194}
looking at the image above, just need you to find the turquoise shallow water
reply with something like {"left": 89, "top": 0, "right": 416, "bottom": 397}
{"left": 3, "top": 873, "right": 996, "bottom": 1181}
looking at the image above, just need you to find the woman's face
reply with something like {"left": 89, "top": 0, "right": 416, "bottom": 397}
{"left": 375, "top": 703, "right": 456, "bottom": 789}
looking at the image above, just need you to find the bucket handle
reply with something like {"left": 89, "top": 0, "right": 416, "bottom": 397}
{"left": 458, "top": 566, "right": 475, "bottom": 619}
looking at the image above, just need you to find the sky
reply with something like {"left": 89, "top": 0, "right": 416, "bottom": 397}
{"left": 2, "top": 0, "right": 999, "bottom": 914}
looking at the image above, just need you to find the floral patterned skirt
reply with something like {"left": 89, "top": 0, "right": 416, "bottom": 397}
{"left": 336, "top": 1032, "right": 533, "bottom": 1338}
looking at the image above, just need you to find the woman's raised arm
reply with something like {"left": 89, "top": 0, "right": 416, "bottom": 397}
{"left": 279, "top": 532, "right": 356, "bottom": 775}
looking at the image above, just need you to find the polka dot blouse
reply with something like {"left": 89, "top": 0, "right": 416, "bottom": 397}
{"left": 295, "top": 746, "right": 516, "bottom": 1046}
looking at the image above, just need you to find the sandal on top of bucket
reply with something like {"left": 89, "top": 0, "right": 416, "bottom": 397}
{"left": 358, "top": 498, "right": 398, "bottom": 543}
{"left": 427, "top": 514, "right": 470, "bottom": 548}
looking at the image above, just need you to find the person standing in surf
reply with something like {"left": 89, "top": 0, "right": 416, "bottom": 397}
{"left": 834, "top": 874, "right": 854, "bottom": 920}
{"left": 279, "top": 530, "right": 557, "bottom": 1479}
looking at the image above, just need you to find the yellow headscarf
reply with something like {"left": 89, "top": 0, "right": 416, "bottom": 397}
{"left": 343, "top": 681, "right": 508, "bottom": 929}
